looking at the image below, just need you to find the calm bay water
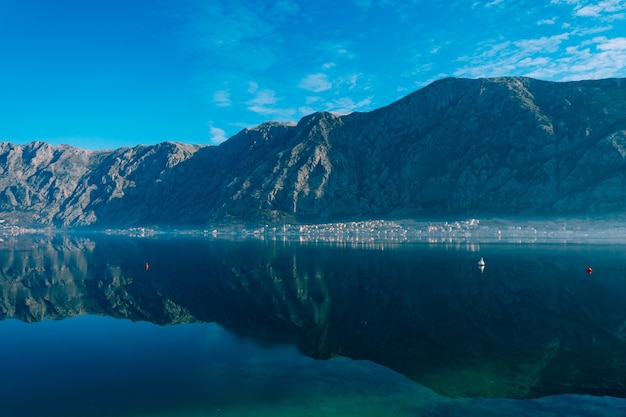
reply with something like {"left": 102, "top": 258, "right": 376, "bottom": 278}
{"left": 1, "top": 234, "right": 626, "bottom": 416}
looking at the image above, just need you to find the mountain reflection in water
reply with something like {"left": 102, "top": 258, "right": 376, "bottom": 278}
{"left": 2, "top": 233, "right": 626, "bottom": 400}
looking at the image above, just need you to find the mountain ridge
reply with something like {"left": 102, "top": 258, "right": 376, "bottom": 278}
{"left": 2, "top": 76, "right": 626, "bottom": 228}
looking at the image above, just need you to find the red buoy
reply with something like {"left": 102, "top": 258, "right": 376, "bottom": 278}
{"left": 586, "top": 267, "right": 592, "bottom": 274}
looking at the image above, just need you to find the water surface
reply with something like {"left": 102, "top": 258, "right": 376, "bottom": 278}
{"left": 1, "top": 234, "right": 626, "bottom": 416}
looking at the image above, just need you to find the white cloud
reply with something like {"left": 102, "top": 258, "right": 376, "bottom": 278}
{"left": 324, "top": 42, "right": 356, "bottom": 59}
{"left": 485, "top": 0, "right": 504, "bottom": 7}
{"left": 173, "top": 0, "right": 626, "bottom": 139}
{"left": 347, "top": 74, "right": 360, "bottom": 90}
{"left": 594, "top": 36, "right": 626, "bottom": 50}
{"left": 537, "top": 18, "right": 557, "bottom": 25}
{"left": 575, "top": 0, "right": 626, "bottom": 17}
{"left": 244, "top": 88, "right": 297, "bottom": 120}
{"left": 209, "top": 125, "right": 228, "bottom": 145}
{"left": 454, "top": 28, "right": 626, "bottom": 81}
{"left": 247, "top": 89, "right": 278, "bottom": 106}
{"left": 513, "top": 33, "right": 570, "bottom": 54}
{"left": 212, "top": 90, "right": 231, "bottom": 107}
{"left": 247, "top": 81, "right": 258, "bottom": 94}
{"left": 298, "top": 106, "right": 317, "bottom": 116}
{"left": 246, "top": 88, "right": 276, "bottom": 114}
{"left": 247, "top": 105, "right": 276, "bottom": 115}
{"left": 559, "top": 36, "right": 626, "bottom": 78}
{"left": 298, "top": 73, "right": 332, "bottom": 92}
{"left": 573, "top": 24, "right": 614, "bottom": 36}
{"left": 295, "top": 93, "right": 373, "bottom": 118}
{"left": 561, "top": 36, "right": 626, "bottom": 78}
{"left": 325, "top": 96, "right": 373, "bottom": 114}
{"left": 305, "top": 96, "right": 322, "bottom": 105}
{"left": 517, "top": 56, "right": 552, "bottom": 67}
{"left": 247, "top": 105, "right": 297, "bottom": 120}
{"left": 576, "top": 5, "right": 602, "bottom": 16}
{"left": 453, "top": 31, "right": 577, "bottom": 79}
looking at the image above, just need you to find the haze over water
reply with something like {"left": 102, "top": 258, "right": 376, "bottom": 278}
{"left": 1, "top": 234, "right": 626, "bottom": 416}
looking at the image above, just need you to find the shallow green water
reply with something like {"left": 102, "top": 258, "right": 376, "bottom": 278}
{"left": 1, "top": 234, "right": 626, "bottom": 416}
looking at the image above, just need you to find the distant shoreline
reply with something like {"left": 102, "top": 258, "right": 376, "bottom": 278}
{"left": 4, "top": 217, "right": 626, "bottom": 244}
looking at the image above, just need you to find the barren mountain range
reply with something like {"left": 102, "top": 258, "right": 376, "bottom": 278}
{"left": 2, "top": 76, "right": 626, "bottom": 228}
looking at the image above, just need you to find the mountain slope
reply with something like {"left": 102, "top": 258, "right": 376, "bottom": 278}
{"left": 0, "top": 141, "right": 101, "bottom": 225}
{"left": 2, "top": 76, "right": 626, "bottom": 227}
{"left": 165, "top": 76, "right": 626, "bottom": 224}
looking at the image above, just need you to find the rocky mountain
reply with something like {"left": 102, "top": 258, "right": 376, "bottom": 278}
{"left": 2, "top": 76, "right": 626, "bottom": 228}
{"left": 0, "top": 141, "right": 200, "bottom": 227}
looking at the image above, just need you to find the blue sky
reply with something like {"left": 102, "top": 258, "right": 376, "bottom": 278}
{"left": 1, "top": 0, "right": 626, "bottom": 150}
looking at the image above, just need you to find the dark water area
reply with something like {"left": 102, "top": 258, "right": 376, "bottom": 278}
{"left": 1, "top": 234, "right": 626, "bottom": 416}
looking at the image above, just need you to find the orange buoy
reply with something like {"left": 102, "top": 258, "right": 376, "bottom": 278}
{"left": 145, "top": 262, "right": 150, "bottom": 271}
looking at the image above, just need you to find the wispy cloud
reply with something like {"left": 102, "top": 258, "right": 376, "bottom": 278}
{"left": 245, "top": 87, "right": 296, "bottom": 120}
{"left": 247, "top": 88, "right": 280, "bottom": 114}
{"left": 305, "top": 96, "right": 323, "bottom": 105}
{"left": 575, "top": 0, "right": 626, "bottom": 17}
{"left": 548, "top": 37, "right": 626, "bottom": 80}
{"left": 169, "top": 0, "right": 626, "bottom": 142}
{"left": 315, "top": 41, "right": 357, "bottom": 61}
{"left": 594, "top": 35, "right": 626, "bottom": 50}
{"left": 346, "top": 74, "right": 360, "bottom": 90}
{"left": 538, "top": 17, "right": 558, "bottom": 25}
{"left": 485, "top": 0, "right": 505, "bottom": 8}
{"left": 247, "top": 105, "right": 297, "bottom": 120}
{"left": 247, "top": 81, "right": 259, "bottom": 94}
{"left": 298, "top": 73, "right": 332, "bottom": 92}
{"left": 450, "top": 0, "right": 626, "bottom": 84}
{"left": 212, "top": 90, "right": 231, "bottom": 107}
{"left": 172, "top": 0, "right": 303, "bottom": 73}
{"left": 299, "top": 102, "right": 353, "bottom": 117}
{"left": 513, "top": 33, "right": 571, "bottom": 53}
{"left": 453, "top": 28, "right": 626, "bottom": 81}
{"left": 208, "top": 124, "right": 228, "bottom": 145}
{"left": 247, "top": 89, "right": 278, "bottom": 107}
{"left": 298, "top": 105, "right": 318, "bottom": 117}
{"left": 324, "top": 96, "right": 373, "bottom": 114}
{"left": 562, "top": 35, "right": 626, "bottom": 78}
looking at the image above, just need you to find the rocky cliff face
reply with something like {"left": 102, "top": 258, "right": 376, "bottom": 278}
{"left": 0, "top": 141, "right": 201, "bottom": 226}
{"left": 0, "top": 141, "right": 100, "bottom": 225}
{"left": 2, "top": 76, "right": 626, "bottom": 227}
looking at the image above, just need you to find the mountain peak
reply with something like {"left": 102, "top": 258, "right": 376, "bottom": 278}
{"left": 2, "top": 77, "right": 626, "bottom": 228}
